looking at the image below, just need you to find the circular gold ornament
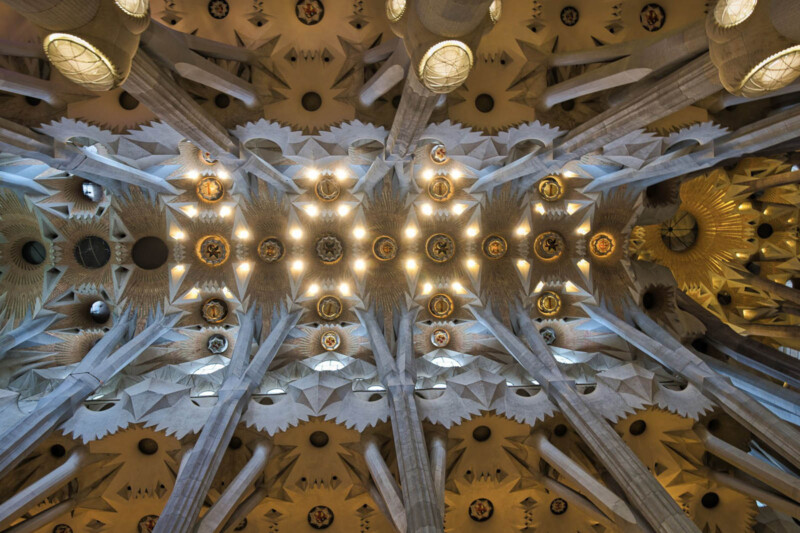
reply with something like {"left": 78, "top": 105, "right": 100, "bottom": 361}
{"left": 196, "top": 176, "right": 224, "bottom": 203}
{"left": 199, "top": 151, "right": 217, "bottom": 165}
{"left": 538, "top": 176, "right": 564, "bottom": 202}
{"left": 482, "top": 234, "right": 507, "bottom": 259}
{"left": 372, "top": 235, "right": 398, "bottom": 261}
{"left": 258, "top": 237, "right": 285, "bottom": 263}
{"left": 316, "top": 235, "right": 344, "bottom": 264}
{"left": 468, "top": 498, "right": 494, "bottom": 522}
{"left": 430, "top": 144, "right": 448, "bottom": 164}
{"left": 425, "top": 233, "right": 456, "bottom": 263}
{"left": 202, "top": 298, "right": 228, "bottom": 323}
{"left": 431, "top": 328, "right": 450, "bottom": 347}
{"left": 317, "top": 295, "right": 343, "bottom": 321}
{"left": 428, "top": 176, "right": 454, "bottom": 202}
{"left": 320, "top": 330, "right": 341, "bottom": 351}
{"left": 314, "top": 176, "right": 340, "bottom": 202}
{"left": 428, "top": 293, "right": 454, "bottom": 319}
{"left": 533, "top": 231, "right": 565, "bottom": 261}
{"left": 536, "top": 292, "right": 562, "bottom": 317}
{"left": 550, "top": 498, "right": 568, "bottom": 515}
{"left": 196, "top": 235, "right": 229, "bottom": 267}
{"left": 589, "top": 232, "right": 615, "bottom": 257}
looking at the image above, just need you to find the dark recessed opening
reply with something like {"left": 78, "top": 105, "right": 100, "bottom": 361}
{"left": 516, "top": 388, "right": 531, "bottom": 397}
{"left": 391, "top": 95, "right": 401, "bottom": 109}
{"left": 118, "top": 91, "right": 140, "bottom": 110}
{"left": 642, "top": 291, "right": 656, "bottom": 309}
{"left": 691, "top": 338, "right": 709, "bottom": 353}
{"left": 472, "top": 425, "right": 491, "bottom": 442}
{"left": 74, "top": 236, "right": 111, "bottom": 269}
{"left": 310, "top": 431, "right": 329, "bottom": 448}
{"left": 757, "top": 223, "right": 774, "bottom": 239}
{"left": 170, "top": 18, "right": 177, "bottom": 25}
{"left": 301, "top": 92, "right": 322, "bottom": 112}
{"left": 132, "top": 236, "right": 169, "bottom": 270}
{"left": 368, "top": 393, "right": 382, "bottom": 402}
{"left": 229, "top": 436, "right": 243, "bottom": 449}
{"left": 214, "top": 93, "right": 231, "bottom": 108}
{"left": 560, "top": 99, "right": 575, "bottom": 111}
{"left": 707, "top": 418, "right": 721, "bottom": 433}
{"left": 21, "top": 241, "right": 47, "bottom": 265}
{"left": 716, "top": 291, "right": 732, "bottom": 306}
{"left": 553, "top": 424, "right": 567, "bottom": 437}
{"left": 475, "top": 93, "right": 494, "bottom": 113}
{"left": 138, "top": 438, "right": 159, "bottom": 455}
{"left": 89, "top": 300, "right": 111, "bottom": 324}
{"left": 50, "top": 444, "right": 66, "bottom": 458}
{"left": 25, "top": 96, "right": 41, "bottom": 106}
{"left": 582, "top": 385, "right": 595, "bottom": 394}
{"left": 628, "top": 420, "right": 647, "bottom": 436}
{"left": 745, "top": 261, "right": 761, "bottom": 275}
{"left": 701, "top": 492, "right": 720, "bottom": 509}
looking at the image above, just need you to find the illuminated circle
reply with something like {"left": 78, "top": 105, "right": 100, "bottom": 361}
{"left": 430, "top": 144, "right": 448, "bottom": 164}
{"left": 428, "top": 293, "right": 454, "bottom": 319}
{"left": 714, "top": 0, "right": 757, "bottom": 28}
{"left": 419, "top": 40, "right": 474, "bottom": 94}
{"left": 428, "top": 176, "right": 454, "bottom": 202}
{"left": 321, "top": 330, "right": 341, "bottom": 351}
{"left": 426, "top": 233, "right": 456, "bottom": 263}
{"left": 372, "top": 235, "right": 398, "bottom": 261}
{"left": 660, "top": 210, "right": 698, "bottom": 252}
{"left": 138, "top": 515, "right": 159, "bottom": 533}
{"left": 202, "top": 298, "right": 228, "bottom": 324}
{"left": 208, "top": 0, "right": 229, "bottom": 19}
{"left": 196, "top": 235, "right": 230, "bottom": 267}
{"left": 537, "top": 292, "right": 562, "bottom": 317}
{"left": 550, "top": 498, "right": 568, "bottom": 515}
{"left": 196, "top": 176, "right": 224, "bottom": 203}
{"left": 468, "top": 498, "right": 494, "bottom": 522}
{"left": 533, "top": 231, "right": 565, "bottom": 261}
{"left": 258, "top": 237, "right": 285, "bottom": 263}
{"left": 538, "top": 176, "right": 564, "bottom": 201}
{"left": 640, "top": 3, "right": 666, "bottom": 31}
{"left": 317, "top": 295, "right": 343, "bottom": 321}
{"left": 386, "top": 0, "right": 406, "bottom": 22}
{"left": 540, "top": 326, "right": 556, "bottom": 345}
{"left": 207, "top": 334, "right": 228, "bottom": 354}
{"left": 43, "top": 33, "right": 121, "bottom": 91}
{"left": 115, "top": 0, "right": 149, "bottom": 17}
{"left": 199, "top": 151, "right": 217, "bottom": 165}
{"left": 53, "top": 525, "right": 73, "bottom": 533}
{"left": 560, "top": 6, "right": 579, "bottom": 26}
{"left": 296, "top": 0, "right": 324, "bottom": 25}
{"left": 316, "top": 235, "right": 344, "bottom": 264}
{"left": 314, "top": 176, "right": 340, "bottom": 202}
{"left": 489, "top": 0, "right": 501, "bottom": 23}
{"left": 482, "top": 234, "right": 507, "bottom": 260}
{"left": 739, "top": 46, "right": 800, "bottom": 97}
{"left": 74, "top": 236, "right": 111, "bottom": 269}
{"left": 431, "top": 328, "right": 451, "bottom": 348}
{"left": 307, "top": 505, "right": 334, "bottom": 529}
{"left": 589, "top": 233, "right": 615, "bottom": 257}
{"left": 81, "top": 181, "right": 103, "bottom": 202}
{"left": 89, "top": 301, "right": 110, "bottom": 324}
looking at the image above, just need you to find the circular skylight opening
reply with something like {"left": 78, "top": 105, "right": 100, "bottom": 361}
{"left": 713, "top": 0, "right": 756, "bottom": 28}
{"left": 431, "top": 356, "right": 462, "bottom": 368}
{"left": 193, "top": 363, "right": 226, "bottom": 375}
{"left": 314, "top": 360, "right": 345, "bottom": 372}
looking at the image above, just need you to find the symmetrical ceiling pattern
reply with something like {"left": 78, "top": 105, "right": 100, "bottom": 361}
{"left": 0, "top": 0, "right": 799, "bottom": 533}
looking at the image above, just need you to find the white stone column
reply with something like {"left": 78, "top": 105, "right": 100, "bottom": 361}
{"left": 0, "top": 446, "right": 87, "bottom": 529}
{"left": 0, "top": 312, "right": 59, "bottom": 359}
{"left": 362, "top": 434, "right": 407, "bottom": 533}
{"left": 1, "top": 498, "right": 76, "bottom": 533}
{"left": 195, "top": 439, "right": 271, "bottom": 533}
{"left": 427, "top": 428, "right": 447, "bottom": 519}
{"left": 386, "top": 74, "right": 439, "bottom": 158}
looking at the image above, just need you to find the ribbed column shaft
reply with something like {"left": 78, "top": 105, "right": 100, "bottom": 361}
{"left": 386, "top": 74, "right": 438, "bottom": 158}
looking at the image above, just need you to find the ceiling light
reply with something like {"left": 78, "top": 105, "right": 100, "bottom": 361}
{"left": 219, "top": 206, "right": 231, "bottom": 217}
{"left": 334, "top": 167, "right": 348, "bottom": 181}
{"left": 422, "top": 282, "right": 433, "bottom": 294}
{"left": 451, "top": 169, "right": 463, "bottom": 179}
{"left": 466, "top": 226, "right": 479, "bottom": 237}
{"left": 290, "top": 227, "right": 303, "bottom": 240}
{"left": 421, "top": 203, "right": 433, "bottom": 216}
{"left": 353, "top": 226, "right": 366, "bottom": 239}
{"left": 314, "top": 360, "right": 345, "bottom": 372}
{"left": 172, "top": 230, "right": 185, "bottom": 240}
{"left": 337, "top": 204, "right": 350, "bottom": 217}
{"left": 291, "top": 260, "right": 304, "bottom": 272}
{"left": 187, "top": 170, "right": 199, "bottom": 180}
{"left": 236, "top": 229, "right": 250, "bottom": 239}
{"left": 307, "top": 283, "right": 320, "bottom": 296}
{"left": 422, "top": 169, "right": 434, "bottom": 181}
{"left": 431, "top": 356, "right": 461, "bottom": 368}
{"left": 354, "top": 258, "right": 366, "bottom": 272}
{"left": 306, "top": 168, "right": 320, "bottom": 180}
{"left": 405, "top": 258, "right": 418, "bottom": 272}
{"left": 452, "top": 203, "right": 466, "bottom": 215}
{"left": 338, "top": 282, "right": 350, "bottom": 296}
{"left": 516, "top": 225, "right": 529, "bottom": 236}
{"left": 193, "top": 363, "right": 226, "bottom": 375}
{"left": 404, "top": 226, "right": 418, "bottom": 238}
{"left": 304, "top": 205, "right": 319, "bottom": 217}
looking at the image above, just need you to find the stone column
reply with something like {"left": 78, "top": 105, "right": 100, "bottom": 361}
{"left": 0, "top": 117, "right": 54, "bottom": 159}
{"left": 694, "top": 425, "right": 800, "bottom": 502}
{"left": 707, "top": 470, "right": 800, "bottom": 518}
{"left": 471, "top": 305, "right": 700, "bottom": 533}
{"left": 1, "top": 498, "right": 76, "bottom": 533}
{"left": 0, "top": 313, "right": 178, "bottom": 479}
{"left": 195, "top": 439, "right": 271, "bottom": 533}
{"left": 0, "top": 446, "right": 87, "bottom": 529}
{"left": 743, "top": 168, "right": 800, "bottom": 193}
{"left": 0, "top": 67, "right": 64, "bottom": 106}
{"left": 154, "top": 309, "right": 300, "bottom": 533}
{"left": 415, "top": 0, "right": 493, "bottom": 36}
{"left": 221, "top": 485, "right": 267, "bottom": 533}
{"left": 385, "top": 74, "right": 439, "bottom": 158}
{"left": 739, "top": 270, "right": 800, "bottom": 307}
{"left": 0, "top": 312, "right": 59, "bottom": 359}
{"left": 585, "top": 303, "right": 800, "bottom": 471}
{"left": 427, "top": 427, "right": 447, "bottom": 519}
{"left": 356, "top": 308, "right": 443, "bottom": 533}
{"left": 0, "top": 0, "right": 99, "bottom": 31}
{"left": 363, "top": 434, "right": 407, "bottom": 533}
{"left": 676, "top": 292, "right": 800, "bottom": 388}
{"left": 123, "top": 47, "right": 238, "bottom": 157}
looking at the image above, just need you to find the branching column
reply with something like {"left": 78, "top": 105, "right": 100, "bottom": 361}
{"left": 471, "top": 305, "right": 700, "bottom": 533}
{"left": 385, "top": 74, "right": 439, "bottom": 158}
{"left": 357, "top": 308, "right": 443, "bottom": 533}
{"left": 0, "top": 312, "right": 58, "bottom": 358}
{"left": 0, "top": 313, "right": 178, "bottom": 479}
{"left": 154, "top": 309, "right": 300, "bottom": 533}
